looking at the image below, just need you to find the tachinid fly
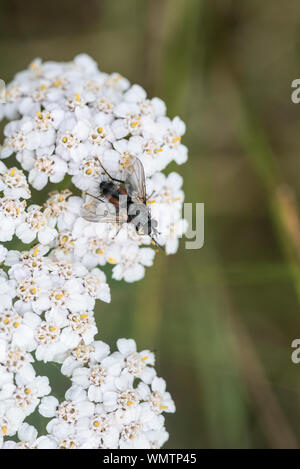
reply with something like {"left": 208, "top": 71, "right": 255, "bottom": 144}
{"left": 81, "top": 156, "right": 163, "bottom": 250}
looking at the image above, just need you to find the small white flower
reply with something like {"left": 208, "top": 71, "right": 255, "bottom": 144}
{"left": 154, "top": 208, "right": 188, "bottom": 255}
{"left": 0, "top": 403, "right": 24, "bottom": 438}
{"left": 150, "top": 171, "right": 184, "bottom": 207}
{"left": 81, "top": 268, "right": 111, "bottom": 303}
{"left": 123, "top": 84, "right": 166, "bottom": 119}
{"left": 76, "top": 407, "right": 119, "bottom": 449}
{"left": 70, "top": 156, "right": 103, "bottom": 191}
{"left": 11, "top": 375, "right": 51, "bottom": 418}
{"left": 0, "top": 165, "right": 31, "bottom": 199}
{"left": 158, "top": 116, "right": 188, "bottom": 165}
{"left": 119, "top": 421, "right": 150, "bottom": 449}
{"left": 116, "top": 338, "right": 156, "bottom": 384}
{"left": 138, "top": 377, "right": 176, "bottom": 415}
{"left": 0, "top": 308, "right": 24, "bottom": 343}
{"left": 61, "top": 340, "right": 110, "bottom": 376}
{"left": 51, "top": 230, "right": 76, "bottom": 260}
{"left": 112, "top": 102, "right": 145, "bottom": 138}
{"left": 40, "top": 388, "right": 94, "bottom": 439}
{"left": 60, "top": 310, "right": 97, "bottom": 349}
{"left": 14, "top": 274, "right": 51, "bottom": 315}
{"left": 3, "top": 422, "right": 38, "bottom": 449}
{"left": 1, "top": 118, "right": 39, "bottom": 166}
{"left": 131, "top": 136, "right": 170, "bottom": 177}
{"left": 107, "top": 243, "right": 155, "bottom": 282}
{"left": 34, "top": 318, "right": 66, "bottom": 362}
{"left": 15, "top": 205, "right": 57, "bottom": 245}
{"left": 74, "top": 233, "right": 111, "bottom": 269}
{"left": 45, "top": 191, "right": 81, "bottom": 231}
{"left": 46, "top": 277, "right": 94, "bottom": 314}
{"left": 56, "top": 118, "right": 89, "bottom": 162}
{"left": 0, "top": 344, "right": 35, "bottom": 382}
{"left": 71, "top": 354, "right": 121, "bottom": 403}
{"left": 0, "top": 198, "right": 26, "bottom": 241}
{"left": 86, "top": 114, "right": 115, "bottom": 156}
{"left": 29, "top": 153, "right": 67, "bottom": 190}
{"left": 102, "top": 372, "right": 140, "bottom": 424}
{"left": 7, "top": 245, "right": 50, "bottom": 281}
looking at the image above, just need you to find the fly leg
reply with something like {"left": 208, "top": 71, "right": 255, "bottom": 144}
{"left": 86, "top": 192, "right": 107, "bottom": 203}
{"left": 100, "top": 162, "right": 125, "bottom": 184}
{"left": 146, "top": 190, "right": 157, "bottom": 201}
{"left": 111, "top": 223, "right": 123, "bottom": 240}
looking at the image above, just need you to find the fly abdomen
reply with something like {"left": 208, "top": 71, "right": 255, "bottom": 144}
{"left": 100, "top": 180, "right": 133, "bottom": 218}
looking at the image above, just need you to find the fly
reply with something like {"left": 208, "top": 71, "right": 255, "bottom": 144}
{"left": 81, "top": 156, "right": 163, "bottom": 250}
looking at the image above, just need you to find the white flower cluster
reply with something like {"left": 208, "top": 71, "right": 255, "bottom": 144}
{"left": 0, "top": 239, "right": 110, "bottom": 447}
{"left": 0, "top": 54, "right": 187, "bottom": 264}
{"left": 2, "top": 339, "right": 175, "bottom": 449}
{"left": 0, "top": 55, "right": 183, "bottom": 448}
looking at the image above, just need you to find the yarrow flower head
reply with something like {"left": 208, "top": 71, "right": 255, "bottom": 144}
{"left": 35, "top": 339, "right": 174, "bottom": 449}
{"left": 0, "top": 54, "right": 187, "bottom": 268}
{"left": 0, "top": 54, "right": 186, "bottom": 448}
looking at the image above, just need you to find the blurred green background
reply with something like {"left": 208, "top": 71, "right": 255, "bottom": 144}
{"left": 2, "top": 0, "right": 300, "bottom": 449}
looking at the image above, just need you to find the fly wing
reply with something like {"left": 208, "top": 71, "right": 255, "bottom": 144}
{"left": 81, "top": 181, "right": 127, "bottom": 224}
{"left": 124, "top": 156, "right": 146, "bottom": 203}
